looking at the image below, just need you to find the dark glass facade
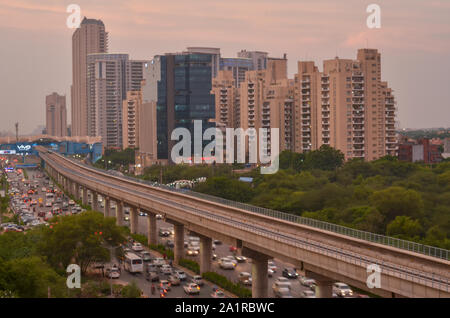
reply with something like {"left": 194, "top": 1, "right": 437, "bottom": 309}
{"left": 156, "top": 53, "right": 215, "bottom": 160}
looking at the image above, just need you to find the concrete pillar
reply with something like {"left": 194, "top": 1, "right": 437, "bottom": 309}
{"left": 74, "top": 184, "right": 80, "bottom": 201}
{"left": 242, "top": 247, "right": 270, "bottom": 298}
{"left": 147, "top": 212, "right": 157, "bottom": 246}
{"left": 315, "top": 280, "right": 333, "bottom": 298}
{"left": 130, "top": 206, "right": 138, "bottom": 234}
{"left": 92, "top": 191, "right": 98, "bottom": 211}
{"left": 199, "top": 236, "right": 212, "bottom": 274}
{"left": 82, "top": 187, "right": 88, "bottom": 207}
{"left": 116, "top": 201, "right": 124, "bottom": 226}
{"left": 104, "top": 197, "right": 110, "bottom": 217}
{"left": 306, "top": 271, "right": 333, "bottom": 298}
{"left": 173, "top": 223, "right": 184, "bottom": 265}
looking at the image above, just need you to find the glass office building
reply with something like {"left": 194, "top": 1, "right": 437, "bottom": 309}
{"left": 153, "top": 53, "right": 215, "bottom": 161}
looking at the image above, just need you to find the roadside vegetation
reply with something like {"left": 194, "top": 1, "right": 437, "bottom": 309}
{"left": 0, "top": 211, "right": 129, "bottom": 297}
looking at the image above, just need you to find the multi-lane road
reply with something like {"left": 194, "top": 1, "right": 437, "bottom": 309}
{"left": 4, "top": 166, "right": 366, "bottom": 298}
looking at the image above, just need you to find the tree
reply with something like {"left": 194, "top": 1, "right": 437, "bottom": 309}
{"left": 194, "top": 177, "right": 255, "bottom": 202}
{"left": 0, "top": 256, "right": 66, "bottom": 298}
{"left": 38, "top": 211, "right": 126, "bottom": 274}
{"left": 386, "top": 216, "right": 424, "bottom": 239}
{"left": 303, "top": 145, "right": 344, "bottom": 171}
{"left": 370, "top": 186, "right": 424, "bottom": 224}
{"left": 121, "top": 281, "right": 142, "bottom": 298}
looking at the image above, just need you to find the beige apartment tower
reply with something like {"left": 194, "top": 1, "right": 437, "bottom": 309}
{"left": 71, "top": 17, "right": 108, "bottom": 137}
{"left": 292, "top": 48, "right": 398, "bottom": 160}
{"left": 46, "top": 92, "right": 67, "bottom": 137}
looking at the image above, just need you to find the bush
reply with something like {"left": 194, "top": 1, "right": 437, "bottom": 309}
{"left": 179, "top": 258, "right": 200, "bottom": 274}
{"left": 121, "top": 281, "right": 142, "bottom": 298}
{"left": 202, "top": 272, "right": 251, "bottom": 298}
{"left": 149, "top": 244, "right": 174, "bottom": 260}
{"left": 131, "top": 233, "right": 148, "bottom": 246}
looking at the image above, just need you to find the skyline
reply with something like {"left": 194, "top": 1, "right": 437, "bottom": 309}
{"left": 1, "top": 0, "right": 450, "bottom": 134}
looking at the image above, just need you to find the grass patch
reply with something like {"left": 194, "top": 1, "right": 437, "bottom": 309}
{"left": 202, "top": 271, "right": 251, "bottom": 298}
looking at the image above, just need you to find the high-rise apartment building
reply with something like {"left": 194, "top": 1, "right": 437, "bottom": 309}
{"left": 86, "top": 53, "right": 147, "bottom": 148}
{"left": 237, "top": 50, "right": 268, "bottom": 70}
{"left": 292, "top": 49, "right": 397, "bottom": 160}
{"left": 239, "top": 56, "right": 294, "bottom": 157}
{"left": 212, "top": 70, "right": 238, "bottom": 128}
{"left": 122, "top": 90, "right": 142, "bottom": 149}
{"left": 46, "top": 92, "right": 67, "bottom": 137}
{"left": 219, "top": 57, "right": 253, "bottom": 87}
{"left": 71, "top": 17, "right": 108, "bottom": 137}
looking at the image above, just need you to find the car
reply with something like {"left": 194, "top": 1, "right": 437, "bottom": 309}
{"left": 282, "top": 268, "right": 298, "bottom": 279}
{"left": 168, "top": 275, "right": 181, "bottom": 286}
{"left": 274, "top": 287, "right": 293, "bottom": 298}
{"left": 146, "top": 263, "right": 158, "bottom": 273}
{"left": 184, "top": 283, "right": 200, "bottom": 295}
{"left": 106, "top": 266, "right": 121, "bottom": 279}
{"left": 68, "top": 200, "right": 75, "bottom": 206}
{"left": 156, "top": 214, "right": 163, "bottom": 220}
{"left": 160, "top": 264, "right": 172, "bottom": 275}
{"left": 218, "top": 258, "right": 235, "bottom": 270}
{"left": 273, "top": 277, "right": 292, "bottom": 289}
{"left": 153, "top": 258, "right": 166, "bottom": 267}
{"left": 37, "top": 211, "right": 46, "bottom": 217}
{"left": 213, "top": 240, "right": 222, "bottom": 245}
{"left": 224, "top": 255, "right": 237, "bottom": 264}
{"left": 300, "top": 277, "right": 316, "bottom": 289}
{"left": 191, "top": 275, "right": 204, "bottom": 286}
{"left": 239, "top": 272, "right": 252, "bottom": 286}
{"left": 160, "top": 280, "right": 171, "bottom": 291}
{"left": 45, "top": 202, "right": 52, "bottom": 207}
{"left": 211, "top": 290, "right": 226, "bottom": 298}
{"left": 166, "top": 240, "right": 174, "bottom": 248}
{"left": 158, "top": 228, "right": 171, "bottom": 237}
{"left": 301, "top": 290, "right": 316, "bottom": 298}
{"left": 131, "top": 242, "right": 144, "bottom": 252}
{"left": 268, "top": 269, "right": 274, "bottom": 277}
{"left": 333, "top": 282, "right": 354, "bottom": 297}
{"left": 140, "top": 251, "right": 153, "bottom": 262}
{"left": 186, "top": 249, "right": 199, "bottom": 256}
{"left": 174, "top": 270, "right": 187, "bottom": 281}
{"left": 139, "top": 211, "right": 147, "bottom": 217}
{"left": 229, "top": 246, "right": 238, "bottom": 252}
{"left": 145, "top": 271, "right": 159, "bottom": 282}
{"left": 268, "top": 261, "right": 277, "bottom": 272}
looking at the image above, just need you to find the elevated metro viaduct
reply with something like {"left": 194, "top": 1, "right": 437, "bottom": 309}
{"left": 38, "top": 147, "right": 450, "bottom": 298}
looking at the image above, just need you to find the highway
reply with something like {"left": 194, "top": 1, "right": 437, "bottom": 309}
{"left": 38, "top": 148, "right": 450, "bottom": 298}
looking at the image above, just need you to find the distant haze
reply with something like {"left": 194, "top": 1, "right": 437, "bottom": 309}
{"left": 0, "top": 0, "right": 449, "bottom": 134}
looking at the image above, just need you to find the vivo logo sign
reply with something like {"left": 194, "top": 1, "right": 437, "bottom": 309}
{"left": 17, "top": 145, "right": 32, "bottom": 151}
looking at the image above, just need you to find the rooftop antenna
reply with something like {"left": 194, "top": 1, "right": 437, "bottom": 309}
{"left": 15, "top": 122, "right": 18, "bottom": 142}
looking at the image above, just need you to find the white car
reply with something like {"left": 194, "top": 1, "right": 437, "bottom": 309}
{"left": 300, "top": 276, "right": 316, "bottom": 289}
{"left": 218, "top": 258, "right": 235, "bottom": 270}
{"left": 153, "top": 258, "right": 166, "bottom": 267}
{"left": 131, "top": 242, "right": 144, "bottom": 252}
{"left": 268, "top": 261, "right": 277, "bottom": 272}
{"left": 273, "top": 277, "right": 292, "bottom": 289}
{"left": 68, "top": 200, "right": 75, "bottom": 206}
{"left": 184, "top": 283, "right": 200, "bottom": 295}
{"left": 160, "top": 264, "right": 172, "bottom": 275}
{"left": 175, "top": 270, "right": 187, "bottom": 281}
{"left": 191, "top": 275, "right": 204, "bottom": 286}
{"left": 107, "top": 266, "right": 121, "bottom": 279}
{"left": 333, "top": 282, "right": 354, "bottom": 297}
{"left": 301, "top": 290, "right": 316, "bottom": 298}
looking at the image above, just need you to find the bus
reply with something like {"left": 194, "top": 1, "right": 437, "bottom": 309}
{"left": 124, "top": 252, "right": 144, "bottom": 273}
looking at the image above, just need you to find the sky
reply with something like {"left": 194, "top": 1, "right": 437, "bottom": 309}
{"left": 0, "top": 0, "right": 449, "bottom": 134}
